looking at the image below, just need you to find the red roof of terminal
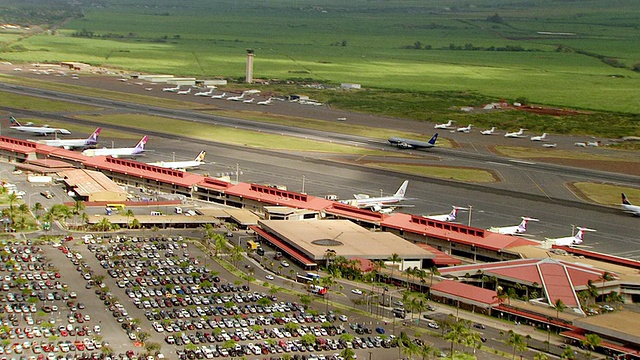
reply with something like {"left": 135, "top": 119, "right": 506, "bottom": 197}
{"left": 226, "top": 182, "right": 333, "bottom": 211}
{"left": 431, "top": 280, "right": 501, "bottom": 306}
{"left": 83, "top": 156, "right": 203, "bottom": 187}
{"left": 553, "top": 245, "right": 640, "bottom": 270}
{"left": 415, "top": 243, "right": 462, "bottom": 266}
{"left": 0, "top": 136, "right": 38, "bottom": 153}
{"left": 382, "top": 213, "right": 538, "bottom": 251}
{"left": 439, "top": 258, "right": 616, "bottom": 309}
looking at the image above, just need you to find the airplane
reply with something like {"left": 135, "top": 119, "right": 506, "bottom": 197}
{"left": 488, "top": 217, "right": 539, "bottom": 235}
{"left": 147, "top": 150, "right": 206, "bottom": 170}
{"left": 162, "top": 85, "right": 180, "bottom": 92}
{"left": 542, "top": 143, "right": 557, "bottom": 148}
{"left": 227, "top": 93, "right": 245, "bottom": 101}
{"left": 37, "top": 128, "right": 101, "bottom": 150}
{"left": 340, "top": 180, "right": 412, "bottom": 212}
{"left": 456, "top": 124, "right": 472, "bottom": 133}
{"left": 387, "top": 133, "right": 438, "bottom": 149}
{"left": 82, "top": 136, "right": 148, "bottom": 158}
{"left": 243, "top": 98, "right": 255, "bottom": 104}
{"left": 530, "top": 133, "right": 548, "bottom": 141}
{"left": 194, "top": 88, "right": 215, "bottom": 96}
{"left": 546, "top": 227, "right": 596, "bottom": 246}
{"left": 211, "top": 92, "right": 226, "bottom": 99}
{"left": 621, "top": 193, "right": 640, "bottom": 216}
{"left": 481, "top": 127, "right": 497, "bottom": 135}
{"left": 434, "top": 120, "right": 454, "bottom": 129}
{"left": 257, "top": 98, "right": 273, "bottom": 105}
{"left": 9, "top": 117, "right": 71, "bottom": 136}
{"left": 177, "top": 88, "right": 192, "bottom": 95}
{"left": 424, "top": 206, "right": 468, "bottom": 222}
{"left": 587, "top": 141, "right": 600, "bottom": 147}
{"left": 504, "top": 128, "right": 527, "bottom": 138}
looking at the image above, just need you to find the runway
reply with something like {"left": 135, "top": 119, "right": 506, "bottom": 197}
{"left": 0, "top": 77, "right": 638, "bottom": 260}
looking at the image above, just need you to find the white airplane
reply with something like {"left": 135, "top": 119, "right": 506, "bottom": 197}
{"left": 388, "top": 133, "right": 438, "bottom": 149}
{"left": 243, "top": 98, "right": 255, "bottom": 104}
{"left": 37, "top": 128, "right": 101, "bottom": 150}
{"left": 621, "top": 193, "right": 640, "bottom": 216}
{"left": 488, "top": 217, "right": 539, "bottom": 235}
{"left": 542, "top": 143, "right": 557, "bottom": 148}
{"left": 194, "top": 88, "right": 216, "bottom": 96}
{"left": 82, "top": 136, "right": 148, "bottom": 158}
{"left": 434, "top": 120, "right": 454, "bottom": 129}
{"left": 481, "top": 127, "right": 497, "bottom": 135}
{"left": 424, "top": 206, "right": 467, "bottom": 222}
{"left": 147, "top": 150, "right": 206, "bottom": 170}
{"left": 530, "top": 133, "right": 548, "bottom": 141}
{"left": 10, "top": 117, "right": 71, "bottom": 136}
{"left": 456, "top": 124, "right": 472, "bottom": 133}
{"left": 505, "top": 129, "right": 527, "bottom": 138}
{"left": 587, "top": 141, "right": 600, "bottom": 147}
{"left": 162, "top": 85, "right": 180, "bottom": 92}
{"left": 211, "top": 92, "right": 226, "bottom": 99}
{"left": 227, "top": 93, "right": 245, "bottom": 101}
{"left": 257, "top": 98, "right": 273, "bottom": 105}
{"left": 177, "top": 88, "right": 192, "bottom": 95}
{"left": 546, "top": 227, "right": 596, "bottom": 246}
{"left": 340, "top": 180, "right": 412, "bottom": 212}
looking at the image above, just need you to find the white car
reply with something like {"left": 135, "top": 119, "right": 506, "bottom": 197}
{"left": 351, "top": 289, "right": 363, "bottom": 295}
{"left": 281, "top": 261, "right": 290, "bottom": 268}
{"left": 339, "top": 315, "right": 348, "bottom": 322}
{"left": 265, "top": 275, "right": 275, "bottom": 280}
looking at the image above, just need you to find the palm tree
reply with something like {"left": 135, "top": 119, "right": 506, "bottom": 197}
{"left": 429, "top": 265, "right": 440, "bottom": 288}
{"left": 124, "top": 209, "right": 134, "bottom": 228}
{"left": 506, "top": 330, "right": 527, "bottom": 360}
{"left": 96, "top": 217, "right": 112, "bottom": 232}
{"left": 534, "top": 353, "right": 549, "bottom": 360}
{"left": 444, "top": 321, "right": 469, "bottom": 358}
{"left": 405, "top": 267, "right": 415, "bottom": 290}
{"left": 561, "top": 345, "right": 576, "bottom": 359}
{"left": 599, "top": 271, "right": 615, "bottom": 302}
{"left": 339, "top": 347, "right": 356, "bottom": 360}
{"left": 419, "top": 342, "right": 435, "bottom": 360}
{"left": 130, "top": 218, "right": 141, "bottom": 229}
{"left": 31, "top": 202, "right": 44, "bottom": 218}
{"left": 581, "top": 333, "right": 601, "bottom": 359}
{"left": 553, "top": 298, "right": 567, "bottom": 320}
{"left": 388, "top": 253, "right": 402, "bottom": 284}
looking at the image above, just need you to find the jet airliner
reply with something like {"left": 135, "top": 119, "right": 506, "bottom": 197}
{"left": 37, "top": 128, "right": 101, "bottom": 150}
{"left": 10, "top": 117, "right": 71, "bottom": 136}
{"left": 488, "top": 217, "right": 539, "bottom": 235}
{"left": 147, "top": 151, "right": 206, "bottom": 170}
{"left": 424, "top": 206, "right": 467, "bottom": 222}
{"left": 388, "top": 133, "right": 438, "bottom": 149}
{"left": 621, "top": 193, "right": 640, "bottom": 216}
{"left": 82, "top": 136, "right": 148, "bottom": 158}
{"left": 341, "top": 180, "right": 412, "bottom": 212}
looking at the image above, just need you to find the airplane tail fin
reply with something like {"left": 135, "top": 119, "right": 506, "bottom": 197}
{"left": 87, "top": 128, "right": 101, "bottom": 143}
{"left": 574, "top": 227, "right": 595, "bottom": 244}
{"left": 195, "top": 150, "right": 206, "bottom": 162}
{"left": 518, "top": 218, "right": 529, "bottom": 232}
{"left": 428, "top": 133, "right": 438, "bottom": 145}
{"left": 622, "top": 193, "right": 632, "bottom": 205}
{"left": 9, "top": 117, "right": 20, "bottom": 126}
{"left": 134, "top": 136, "right": 148, "bottom": 151}
{"left": 394, "top": 180, "right": 409, "bottom": 199}
{"left": 448, "top": 207, "right": 458, "bottom": 221}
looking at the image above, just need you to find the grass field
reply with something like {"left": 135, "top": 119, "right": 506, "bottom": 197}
{"left": 0, "top": 91, "right": 99, "bottom": 112}
{"left": 362, "top": 162, "right": 498, "bottom": 183}
{"left": 1, "top": 0, "right": 639, "bottom": 118}
{"left": 572, "top": 182, "right": 640, "bottom": 206}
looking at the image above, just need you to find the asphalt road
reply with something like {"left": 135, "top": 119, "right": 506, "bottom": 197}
{"left": 0, "top": 76, "right": 639, "bottom": 260}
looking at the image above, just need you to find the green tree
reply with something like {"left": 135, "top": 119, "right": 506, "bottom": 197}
{"left": 340, "top": 347, "right": 356, "bottom": 360}
{"left": 388, "top": 253, "right": 402, "bottom": 283}
{"left": 581, "top": 333, "right": 601, "bottom": 359}
{"left": 561, "top": 345, "right": 576, "bottom": 359}
{"left": 553, "top": 298, "right": 567, "bottom": 320}
{"left": 534, "top": 353, "right": 549, "bottom": 360}
{"left": 506, "top": 330, "right": 527, "bottom": 360}
{"left": 444, "top": 321, "right": 468, "bottom": 358}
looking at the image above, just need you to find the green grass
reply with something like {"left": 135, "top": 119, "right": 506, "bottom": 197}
{"left": 494, "top": 146, "right": 640, "bottom": 162}
{"left": 572, "top": 182, "right": 640, "bottom": 206}
{"left": 0, "top": 91, "right": 99, "bottom": 112}
{"left": 1, "top": 0, "right": 639, "bottom": 117}
{"left": 362, "top": 162, "right": 498, "bottom": 183}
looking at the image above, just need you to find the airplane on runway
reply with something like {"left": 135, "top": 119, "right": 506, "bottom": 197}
{"left": 387, "top": 133, "right": 438, "bottom": 149}
{"left": 147, "top": 150, "right": 206, "bottom": 170}
{"left": 505, "top": 129, "right": 527, "bottom": 138}
{"left": 434, "top": 120, "right": 454, "bottom": 129}
{"left": 424, "top": 206, "right": 467, "bottom": 222}
{"left": 340, "top": 180, "right": 413, "bottom": 212}
{"left": 621, "top": 193, "right": 640, "bottom": 216}
{"left": 10, "top": 117, "right": 71, "bottom": 136}
{"left": 481, "top": 127, "right": 497, "bottom": 135}
{"left": 37, "top": 127, "right": 101, "bottom": 150}
{"left": 194, "top": 88, "right": 216, "bottom": 96}
{"left": 162, "top": 85, "right": 180, "bottom": 92}
{"left": 530, "top": 133, "right": 548, "bottom": 141}
{"left": 456, "top": 124, "right": 472, "bottom": 133}
{"left": 488, "top": 217, "right": 539, "bottom": 235}
{"left": 177, "top": 88, "right": 192, "bottom": 95}
{"left": 211, "top": 92, "right": 226, "bottom": 99}
{"left": 82, "top": 136, "right": 147, "bottom": 158}
{"left": 546, "top": 227, "right": 595, "bottom": 246}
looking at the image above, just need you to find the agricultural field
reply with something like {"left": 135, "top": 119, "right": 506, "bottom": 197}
{"left": 0, "top": 0, "right": 639, "bottom": 129}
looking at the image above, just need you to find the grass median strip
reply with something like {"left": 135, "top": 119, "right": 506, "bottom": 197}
{"left": 571, "top": 182, "right": 640, "bottom": 206}
{"left": 361, "top": 162, "right": 498, "bottom": 183}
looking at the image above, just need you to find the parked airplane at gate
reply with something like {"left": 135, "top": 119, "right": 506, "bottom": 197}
{"left": 162, "top": 85, "right": 180, "bottom": 92}
{"left": 434, "top": 120, "right": 454, "bottom": 129}
{"left": 147, "top": 151, "right": 206, "bottom": 170}
{"left": 481, "top": 127, "right": 497, "bottom": 135}
{"left": 10, "top": 117, "right": 71, "bottom": 136}
{"left": 546, "top": 227, "right": 596, "bottom": 246}
{"left": 456, "top": 124, "right": 472, "bottom": 133}
{"left": 621, "top": 193, "right": 640, "bottom": 216}
{"left": 37, "top": 128, "right": 101, "bottom": 150}
{"left": 424, "top": 206, "right": 467, "bottom": 222}
{"left": 82, "top": 136, "right": 148, "bottom": 158}
{"left": 488, "top": 217, "right": 539, "bottom": 235}
{"left": 340, "top": 180, "right": 412, "bottom": 212}
{"left": 530, "top": 133, "right": 548, "bottom": 141}
{"left": 505, "top": 129, "right": 527, "bottom": 138}
{"left": 387, "top": 133, "right": 438, "bottom": 149}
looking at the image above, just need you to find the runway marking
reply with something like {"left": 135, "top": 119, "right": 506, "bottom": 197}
{"left": 509, "top": 159, "right": 536, "bottom": 165}
{"left": 355, "top": 154, "right": 368, "bottom": 162}
{"left": 486, "top": 161, "right": 512, "bottom": 167}
{"left": 522, "top": 170, "right": 551, "bottom": 200}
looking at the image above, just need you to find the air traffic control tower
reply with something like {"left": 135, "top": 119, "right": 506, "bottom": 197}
{"left": 246, "top": 49, "right": 254, "bottom": 84}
